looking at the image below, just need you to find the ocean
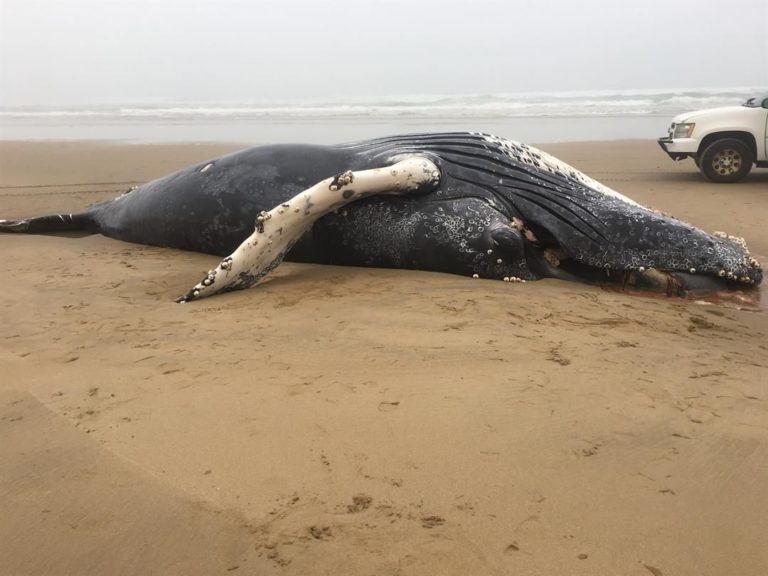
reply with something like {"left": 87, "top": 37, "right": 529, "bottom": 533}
{"left": 1, "top": 87, "right": 764, "bottom": 144}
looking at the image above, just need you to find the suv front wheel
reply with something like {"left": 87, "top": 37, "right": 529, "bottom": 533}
{"left": 699, "top": 138, "right": 754, "bottom": 183}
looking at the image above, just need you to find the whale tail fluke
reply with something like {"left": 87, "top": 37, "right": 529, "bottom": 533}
{"left": 0, "top": 212, "right": 93, "bottom": 234}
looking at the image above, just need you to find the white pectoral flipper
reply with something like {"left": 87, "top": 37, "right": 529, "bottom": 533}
{"left": 177, "top": 156, "right": 440, "bottom": 302}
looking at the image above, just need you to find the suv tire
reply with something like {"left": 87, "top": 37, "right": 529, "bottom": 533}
{"left": 700, "top": 138, "right": 754, "bottom": 183}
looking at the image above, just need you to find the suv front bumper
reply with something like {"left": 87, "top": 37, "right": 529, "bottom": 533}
{"left": 658, "top": 136, "right": 697, "bottom": 161}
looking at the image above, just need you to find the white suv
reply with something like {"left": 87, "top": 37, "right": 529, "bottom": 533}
{"left": 658, "top": 94, "right": 768, "bottom": 183}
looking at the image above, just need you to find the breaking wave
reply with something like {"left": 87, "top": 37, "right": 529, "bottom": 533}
{"left": 2, "top": 87, "right": 765, "bottom": 120}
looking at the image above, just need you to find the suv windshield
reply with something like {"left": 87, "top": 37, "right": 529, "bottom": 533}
{"left": 743, "top": 95, "right": 768, "bottom": 108}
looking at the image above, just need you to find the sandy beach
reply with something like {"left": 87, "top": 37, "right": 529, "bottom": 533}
{"left": 1, "top": 139, "right": 767, "bottom": 575}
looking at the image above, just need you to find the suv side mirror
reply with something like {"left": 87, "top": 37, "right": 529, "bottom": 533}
{"left": 762, "top": 98, "right": 768, "bottom": 109}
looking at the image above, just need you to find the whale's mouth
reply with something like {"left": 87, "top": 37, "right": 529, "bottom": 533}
{"left": 539, "top": 255, "right": 736, "bottom": 296}
{"left": 519, "top": 227, "right": 763, "bottom": 297}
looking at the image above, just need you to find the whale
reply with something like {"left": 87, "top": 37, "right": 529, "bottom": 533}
{"left": 0, "top": 132, "right": 762, "bottom": 301}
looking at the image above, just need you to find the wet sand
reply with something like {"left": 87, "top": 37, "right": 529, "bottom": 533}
{"left": 1, "top": 139, "right": 767, "bottom": 575}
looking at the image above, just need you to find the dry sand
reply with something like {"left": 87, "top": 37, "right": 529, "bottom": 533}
{"left": 1, "top": 139, "right": 767, "bottom": 576}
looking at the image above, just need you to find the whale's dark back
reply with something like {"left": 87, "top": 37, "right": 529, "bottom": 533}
{"left": 89, "top": 144, "right": 356, "bottom": 255}
{"left": 87, "top": 132, "right": 531, "bottom": 256}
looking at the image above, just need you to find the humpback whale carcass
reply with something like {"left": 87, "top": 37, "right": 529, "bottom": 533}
{"left": 1, "top": 132, "right": 761, "bottom": 302}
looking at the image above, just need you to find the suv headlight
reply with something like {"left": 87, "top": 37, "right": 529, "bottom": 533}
{"left": 673, "top": 122, "right": 696, "bottom": 139}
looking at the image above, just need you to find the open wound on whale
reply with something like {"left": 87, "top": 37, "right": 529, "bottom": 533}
{"left": 177, "top": 156, "right": 441, "bottom": 302}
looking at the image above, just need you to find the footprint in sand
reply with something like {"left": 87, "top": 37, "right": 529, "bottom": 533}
{"left": 347, "top": 494, "right": 373, "bottom": 513}
{"left": 420, "top": 515, "right": 445, "bottom": 529}
{"left": 378, "top": 401, "right": 400, "bottom": 412}
{"left": 307, "top": 525, "right": 332, "bottom": 540}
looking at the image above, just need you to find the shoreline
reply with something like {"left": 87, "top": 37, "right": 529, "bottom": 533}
{"left": 1, "top": 138, "right": 767, "bottom": 575}
{"left": 0, "top": 114, "right": 671, "bottom": 144}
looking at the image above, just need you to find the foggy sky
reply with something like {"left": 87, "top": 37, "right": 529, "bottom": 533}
{"left": 1, "top": 0, "right": 767, "bottom": 107}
